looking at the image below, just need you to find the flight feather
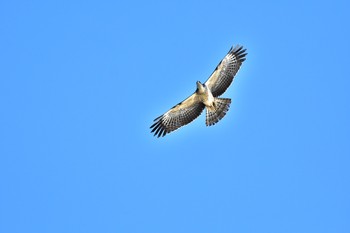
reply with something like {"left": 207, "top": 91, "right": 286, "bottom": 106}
{"left": 205, "top": 45, "right": 247, "bottom": 97}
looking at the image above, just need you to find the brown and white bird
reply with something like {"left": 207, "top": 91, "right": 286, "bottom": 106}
{"left": 150, "top": 45, "right": 247, "bottom": 137}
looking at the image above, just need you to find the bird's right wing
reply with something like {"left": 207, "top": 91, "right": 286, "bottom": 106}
{"left": 150, "top": 93, "right": 205, "bottom": 137}
{"left": 205, "top": 45, "right": 247, "bottom": 97}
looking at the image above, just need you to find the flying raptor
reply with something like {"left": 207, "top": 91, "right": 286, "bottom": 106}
{"left": 150, "top": 45, "right": 247, "bottom": 137}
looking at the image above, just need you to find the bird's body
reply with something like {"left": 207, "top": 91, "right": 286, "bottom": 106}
{"left": 151, "top": 45, "right": 247, "bottom": 137}
{"left": 196, "top": 81, "right": 214, "bottom": 110}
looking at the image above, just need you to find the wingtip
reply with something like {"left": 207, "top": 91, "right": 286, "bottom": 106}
{"left": 228, "top": 44, "right": 245, "bottom": 55}
{"left": 153, "top": 115, "right": 162, "bottom": 121}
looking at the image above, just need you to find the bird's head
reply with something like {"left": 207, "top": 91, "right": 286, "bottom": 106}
{"left": 196, "top": 81, "right": 206, "bottom": 93}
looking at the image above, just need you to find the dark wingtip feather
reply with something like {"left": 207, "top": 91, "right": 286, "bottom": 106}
{"left": 239, "top": 49, "right": 247, "bottom": 54}
{"left": 154, "top": 123, "right": 163, "bottom": 136}
{"left": 150, "top": 120, "right": 160, "bottom": 129}
{"left": 153, "top": 115, "right": 162, "bottom": 121}
{"left": 150, "top": 122, "right": 161, "bottom": 133}
{"left": 161, "top": 129, "right": 167, "bottom": 137}
{"left": 150, "top": 114, "right": 172, "bottom": 138}
{"left": 229, "top": 45, "right": 247, "bottom": 61}
{"left": 157, "top": 128, "right": 164, "bottom": 138}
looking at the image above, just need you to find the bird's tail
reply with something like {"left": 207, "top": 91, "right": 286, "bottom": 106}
{"left": 206, "top": 97, "right": 231, "bottom": 126}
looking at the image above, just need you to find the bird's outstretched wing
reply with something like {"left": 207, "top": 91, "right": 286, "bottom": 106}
{"left": 205, "top": 45, "right": 247, "bottom": 97}
{"left": 150, "top": 93, "right": 205, "bottom": 137}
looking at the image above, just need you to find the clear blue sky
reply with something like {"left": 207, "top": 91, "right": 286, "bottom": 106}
{"left": 1, "top": 0, "right": 349, "bottom": 232}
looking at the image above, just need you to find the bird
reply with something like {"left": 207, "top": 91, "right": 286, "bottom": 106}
{"left": 150, "top": 45, "right": 247, "bottom": 138}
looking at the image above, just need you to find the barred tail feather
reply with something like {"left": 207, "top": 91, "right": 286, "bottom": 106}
{"left": 206, "top": 98, "right": 231, "bottom": 126}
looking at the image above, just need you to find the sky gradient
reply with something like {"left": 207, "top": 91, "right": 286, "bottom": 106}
{"left": 1, "top": 0, "right": 349, "bottom": 232}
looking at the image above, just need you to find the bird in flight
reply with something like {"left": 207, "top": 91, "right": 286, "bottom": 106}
{"left": 150, "top": 45, "right": 247, "bottom": 137}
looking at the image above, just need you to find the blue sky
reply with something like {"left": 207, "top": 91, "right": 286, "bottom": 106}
{"left": 1, "top": 0, "right": 349, "bottom": 232}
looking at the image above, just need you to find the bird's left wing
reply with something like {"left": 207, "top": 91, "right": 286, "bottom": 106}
{"left": 150, "top": 93, "right": 205, "bottom": 137}
{"left": 205, "top": 45, "right": 247, "bottom": 97}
